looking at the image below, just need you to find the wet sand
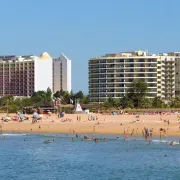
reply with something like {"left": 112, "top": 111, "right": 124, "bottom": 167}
{"left": 0, "top": 113, "right": 180, "bottom": 136}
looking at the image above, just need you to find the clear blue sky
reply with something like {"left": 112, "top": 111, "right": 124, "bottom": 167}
{"left": 0, "top": 0, "right": 179, "bottom": 94}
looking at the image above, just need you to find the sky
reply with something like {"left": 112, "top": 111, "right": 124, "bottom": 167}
{"left": 0, "top": 0, "right": 179, "bottom": 94}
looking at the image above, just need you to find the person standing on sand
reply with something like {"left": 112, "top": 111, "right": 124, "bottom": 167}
{"left": 142, "top": 130, "right": 144, "bottom": 137}
{"left": 93, "top": 125, "right": 96, "bottom": 132}
{"left": 131, "top": 129, "right": 134, "bottom": 136}
{"left": 124, "top": 128, "right": 126, "bottom": 135}
{"left": 160, "top": 131, "right": 162, "bottom": 139}
{"left": 136, "top": 128, "right": 139, "bottom": 136}
{"left": 0, "top": 125, "right": 2, "bottom": 133}
{"left": 144, "top": 127, "right": 148, "bottom": 141}
{"left": 150, "top": 128, "right": 153, "bottom": 138}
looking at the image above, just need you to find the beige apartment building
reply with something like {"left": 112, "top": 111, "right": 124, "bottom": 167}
{"left": 89, "top": 50, "right": 177, "bottom": 103}
{"left": 0, "top": 53, "right": 53, "bottom": 97}
{"left": 0, "top": 52, "right": 72, "bottom": 97}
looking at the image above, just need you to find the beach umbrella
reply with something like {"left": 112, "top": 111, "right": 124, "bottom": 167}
{"left": 19, "top": 114, "right": 25, "bottom": 118}
{"left": 33, "top": 112, "right": 38, "bottom": 118}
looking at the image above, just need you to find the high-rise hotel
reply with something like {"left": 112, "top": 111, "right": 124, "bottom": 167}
{"left": 89, "top": 50, "right": 180, "bottom": 103}
{"left": 0, "top": 52, "right": 71, "bottom": 97}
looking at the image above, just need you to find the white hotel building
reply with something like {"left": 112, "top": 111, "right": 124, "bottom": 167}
{"left": 0, "top": 52, "right": 71, "bottom": 97}
{"left": 89, "top": 50, "right": 179, "bottom": 103}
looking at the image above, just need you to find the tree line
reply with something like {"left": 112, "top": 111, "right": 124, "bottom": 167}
{"left": 104, "top": 80, "right": 180, "bottom": 109}
{"left": 1, "top": 80, "right": 180, "bottom": 113}
{"left": 0, "top": 88, "right": 89, "bottom": 113}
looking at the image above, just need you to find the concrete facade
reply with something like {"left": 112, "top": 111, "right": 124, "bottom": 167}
{"left": 0, "top": 52, "right": 72, "bottom": 97}
{"left": 53, "top": 53, "right": 72, "bottom": 93}
{"left": 35, "top": 52, "right": 53, "bottom": 92}
{"left": 89, "top": 50, "right": 177, "bottom": 103}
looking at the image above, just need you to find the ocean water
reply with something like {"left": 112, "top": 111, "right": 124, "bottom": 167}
{"left": 0, "top": 134, "right": 180, "bottom": 180}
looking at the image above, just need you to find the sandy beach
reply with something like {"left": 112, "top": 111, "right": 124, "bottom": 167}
{"left": 0, "top": 113, "right": 180, "bottom": 137}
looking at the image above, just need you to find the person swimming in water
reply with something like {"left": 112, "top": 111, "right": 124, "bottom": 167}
{"left": 94, "top": 138, "right": 99, "bottom": 143}
{"left": 2, "top": 136, "right": 6, "bottom": 140}
{"left": 43, "top": 140, "right": 51, "bottom": 144}
{"left": 169, "top": 141, "right": 174, "bottom": 146}
{"left": 84, "top": 135, "right": 88, "bottom": 140}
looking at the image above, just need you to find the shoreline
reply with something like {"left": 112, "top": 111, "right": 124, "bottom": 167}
{"left": 1, "top": 131, "right": 180, "bottom": 141}
{"left": 0, "top": 114, "right": 180, "bottom": 137}
{"left": 1, "top": 127, "right": 180, "bottom": 137}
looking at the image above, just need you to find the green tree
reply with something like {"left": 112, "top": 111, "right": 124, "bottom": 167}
{"left": 104, "top": 98, "right": 121, "bottom": 110}
{"left": 119, "top": 96, "right": 134, "bottom": 109}
{"left": 31, "top": 88, "right": 53, "bottom": 105}
{"left": 152, "top": 97, "right": 167, "bottom": 108}
{"left": 21, "top": 98, "right": 34, "bottom": 107}
{"left": 170, "top": 97, "right": 180, "bottom": 108}
{"left": 0, "top": 96, "right": 14, "bottom": 106}
{"left": 140, "top": 98, "right": 153, "bottom": 108}
{"left": 81, "top": 95, "right": 90, "bottom": 104}
{"left": 46, "top": 87, "right": 52, "bottom": 103}
{"left": 54, "top": 91, "right": 61, "bottom": 98}
{"left": 53, "top": 90, "right": 67, "bottom": 98}
{"left": 60, "top": 91, "right": 71, "bottom": 104}
{"left": 126, "top": 80, "right": 148, "bottom": 108}
{"left": 75, "top": 91, "right": 84, "bottom": 100}
{"left": 31, "top": 91, "right": 46, "bottom": 103}
{"left": 104, "top": 98, "right": 114, "bottom": 109}
{"left": 9, "top": 104, "right": 19, "bottom": 113}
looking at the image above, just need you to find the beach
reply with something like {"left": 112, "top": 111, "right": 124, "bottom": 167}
{"left": 1, "top": 113, "right": 180, "bottom": 136}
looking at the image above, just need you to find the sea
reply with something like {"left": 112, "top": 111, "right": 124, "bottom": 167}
{"left": 0, "top": 133, "right": 180, "bottom": 180}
